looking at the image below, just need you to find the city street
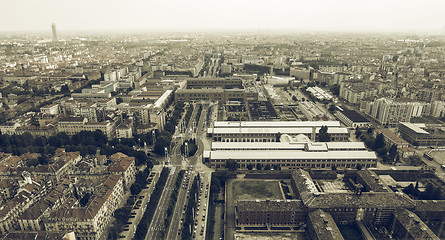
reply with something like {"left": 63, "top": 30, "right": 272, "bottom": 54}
{"left": 145, "top": 167, "right": 177, "bottom": 240}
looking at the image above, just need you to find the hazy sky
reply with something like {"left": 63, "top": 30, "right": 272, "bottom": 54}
{"left": 1, "top": 0, "right": 444, "bottom": 32}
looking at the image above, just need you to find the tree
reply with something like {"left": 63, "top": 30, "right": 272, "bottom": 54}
{"left": 388, "top": 144, "right": 398, "bottom": 162}
{"left": 318, "top": 125, "right": 330, "bottom": 142}
{"left": 408, "top": 155, "right": 422, "bottom": 166}
{"left": 356, "top": 164, "right": 363, "bottom": 170}
{"left": 61, "top": 84, "right": 69, "bottom": 93}
{"left": 355, "top": 127, "right": 362, "bottom": 138}
{"left": 328, "top": 104, "right": 336, "bottom": 113}
{"left": 367, "top": 127, "right": 374, "bottom": 134}
{"left": 374, "top": 133, "right": 385, "bottom": 150}
{"left": 2, "top": 103, "right": 9, "bottom": 110}
{"left": 153, "top": 136, "right": 171, "bottom": 156}
{"left": 275, "top": 132, "right": 281, "bottom": 142}
{"left": 329, "top": 84, "right": 340, "bottom": 96}
{"left": 256, "top": 163, "right": 262, "bottom": 170}
{"left": 376, "top": 147, "right": 388, "bottom": 157}
{"left": 246, "top": 164, "right": 253, "bottom": 170}
{"left": 225, "top": 159, "right": 238, "bottom": 171}
{"left": 130, "top": 183, "right": 143, "bottom": 195}
{"left": 264, "top": 164, "right": 271, "bottom": 170}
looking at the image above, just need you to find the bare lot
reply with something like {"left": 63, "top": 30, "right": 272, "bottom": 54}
{"left": 232, "top": 180, "right": 283, "bottom": 201}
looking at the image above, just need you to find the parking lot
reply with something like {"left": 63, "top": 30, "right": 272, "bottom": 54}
{"left": 118, "top": 167, "right": 160, "bottom": 239}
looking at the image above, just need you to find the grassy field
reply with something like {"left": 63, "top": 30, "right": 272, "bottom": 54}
{"left": 233, "top": 180, "right": 283, "bottom": 201}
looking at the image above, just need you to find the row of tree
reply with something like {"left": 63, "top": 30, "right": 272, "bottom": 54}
{"left": 130, "top": 164, "right": 152, "bottom": 195}
{"left": 154, "top": 102, "right": 185, "bottom": 156}
{"left": 108, "top": 197, "right": 135, "bottom": 239}
{"left": 181, "top": 174, "right": 200, "bottom": 240}
{"left": 134, "top": 167, "right": 170, "bottom": 240}
{"left": 355, "top": 128, "right": 400, "bottom": 164}
{"left": 159, "top": 170, "right": 185, "bottom": 239}
{"left": 403, "top": 181, "right": 443, "bottom": 200}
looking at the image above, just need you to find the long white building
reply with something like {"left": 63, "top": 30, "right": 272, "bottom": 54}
{"left": 204, "top": 141, "right": 377, "bottom": 169}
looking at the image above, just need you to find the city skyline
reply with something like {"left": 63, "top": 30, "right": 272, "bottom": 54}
{"left": 1, "top": 0, "right": 445, "bottom": 33}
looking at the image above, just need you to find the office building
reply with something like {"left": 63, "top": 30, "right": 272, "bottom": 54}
{"left": 51, "top": 23, "right": 57, "bottom": 42}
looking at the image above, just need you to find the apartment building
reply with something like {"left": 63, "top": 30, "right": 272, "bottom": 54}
{"left": 43, "top": 175, "right": 123, "bottom": 240}
{"left": 367, "top": 98, "right": 428, "bottom": 126}
{"left": 57, "top": 117, "right": 115, "bottom": 138}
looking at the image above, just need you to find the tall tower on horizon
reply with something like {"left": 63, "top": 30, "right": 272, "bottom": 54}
{"left": 51, "top": 23, "right": 58, "bottom": 42}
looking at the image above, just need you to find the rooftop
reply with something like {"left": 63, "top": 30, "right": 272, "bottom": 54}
{"left": 308, "top": 209, "right": 344, "bottom": 240}
{"left": 400, "top": 122, "right": 430, "bottom": 135}
{"left": 375, "top": 129, "right": 409, "bottom": 144}
{"left": 357, "top": 169, "right": 391, "bottom": 192}
{"left": 305, "top": 192, "right": 414, "bottom": 209}
{"left": 338, "top": 109, "right": 370, "bottom": 123}
{"left": 209, "top": 150, "right": 377, "bottom": 160}
{"left": 394, "top": 209, "right": 439, "bottom": 240}
{"left": 414, "top": 200, "right": 445, "bottom": 212}
{"left": 211, "top": 127, "right": 348, "bottom": 135}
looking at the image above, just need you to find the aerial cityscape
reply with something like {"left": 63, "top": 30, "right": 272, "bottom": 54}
{"left": 1, "top": 1, "right": 445, "bottom": 240}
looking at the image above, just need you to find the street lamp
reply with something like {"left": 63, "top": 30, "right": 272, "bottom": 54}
{"left": 152, "top": 130, "right": 156, "bottom": 145}
{"left": 164, "top": 147, "right": 170, "bottom": 165}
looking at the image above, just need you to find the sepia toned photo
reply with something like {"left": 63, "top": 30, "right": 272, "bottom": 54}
{"left": 0, "top": 1, "right": 445, "bottom": 240}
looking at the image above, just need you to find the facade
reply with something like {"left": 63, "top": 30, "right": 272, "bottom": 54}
{"left": 367, "top": 98, "right": 428, "bottom": 126}
{"left": 236, "top": 200, "right": 305, "bottom": 227}
{"left": 15, "top": 125, "right": 57, "bottom": 137}
{"left": 116, "top": 122, "right": 133, "bottom": 139}
{"left": 185, "top": 77, "right": 242, "bottom": 89}
{"left": 0, "top": 191, "right": 34, "bottom": 235}
{"left": 40, "top": 103, "right": 59, "bottom": 115}
{"left": 340, "top": 85, "right": 378, "bottom": 105}
{"left": 175, "top": 88, "right": 258, "bottom": 104}
{"left": 57, "top": 117, "right": 115, "bottom": 138}
{"left": 398, "top": 122, "right": 445, "bottom": 147}
{"left": 206, "top": 142, "right": 377, "bottom": 169}
{"left": 0, "top": 122, "right": 21, "bottom": 135}
{"left": 208, "top": 127, "right": 349, "bottom": 142}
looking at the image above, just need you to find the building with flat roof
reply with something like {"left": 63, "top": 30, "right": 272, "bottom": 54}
{"left": 175, "top": 88, "right": 258, "bottom": 103}
{"left": 335, "top": 108, "right": 371, "bottom": 128}
{"left": 211, "top": 141, "right": 366, "bottom": 151}
{"left": 398, "top": 122, "right": 445, "bottom": 146}
{"left": 208, "top": 127, "right": 349, "bottom": 142}
{"left": 206, "top": 142, "right": 377, "bottom": 169}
